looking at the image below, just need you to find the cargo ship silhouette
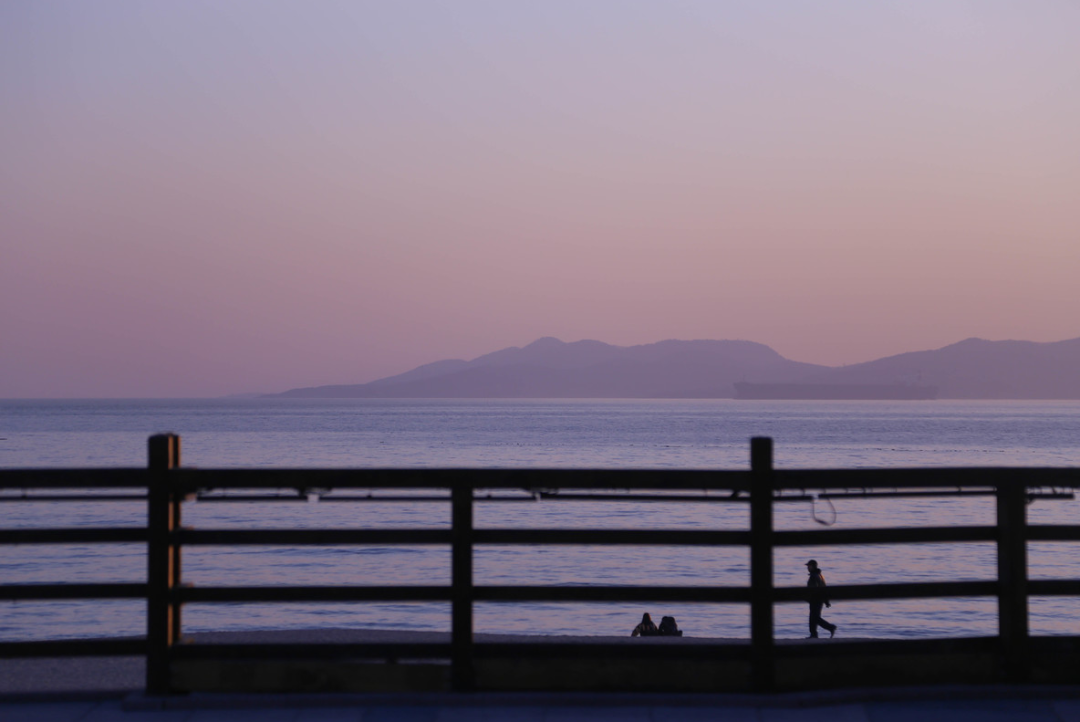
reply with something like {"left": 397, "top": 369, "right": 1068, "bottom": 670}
{"left": 733, "top": 382, "right": 938, "bottom": 400}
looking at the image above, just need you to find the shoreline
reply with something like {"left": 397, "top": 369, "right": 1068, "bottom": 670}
{"left": 1, "top": 628, "right": 865, "bottom": 695}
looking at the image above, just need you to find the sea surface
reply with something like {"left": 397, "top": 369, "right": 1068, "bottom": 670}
{"left": 2, "top": 398, "right": 1080, "bottom": 642}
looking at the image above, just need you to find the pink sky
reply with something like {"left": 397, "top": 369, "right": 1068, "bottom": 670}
{"left": 2, "top": 1, "right": 1078, "bottom": 397}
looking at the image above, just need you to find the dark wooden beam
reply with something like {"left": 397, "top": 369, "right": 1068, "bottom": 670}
{"left": 750, "top": 436, "right": 775, "bottom": 692}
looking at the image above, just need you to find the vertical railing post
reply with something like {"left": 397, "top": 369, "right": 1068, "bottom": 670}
{"left": 451, "top": 480, "right": 475, "bottom": 691}
{"left": 997, "top": 479, "right": 1028, "bottom": 681}
{"left": 147, "top": 433, "right": 180, "bottom": 694}
{"left": 168, "top": 439, "right": 182, "bottom": 644}
{"left": 750, "top": 437, "right": 775, "bottom": 691}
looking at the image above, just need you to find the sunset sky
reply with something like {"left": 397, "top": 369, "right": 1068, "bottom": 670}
{"left": 2, "top": 1, "right": 1078, "bottom": 397}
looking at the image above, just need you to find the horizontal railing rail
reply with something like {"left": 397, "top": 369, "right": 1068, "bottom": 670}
{"left": 0, "top": 583, "right": 149, "bottom": 601}
{"left": 177, "top": 528, "right": 453, "bottom": 545}
{"left": 0, "top": 639, "right": 148, "bottom": 658}
{"left": 2, "top": 434, "right": 1079, "bottom": 694}
{"left": 0, "top": 528, "right": 149, "bottom": 544}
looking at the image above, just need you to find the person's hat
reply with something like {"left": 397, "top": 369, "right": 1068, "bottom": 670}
{"left": 805, "top": 559, "right": 818, "bottom": 567}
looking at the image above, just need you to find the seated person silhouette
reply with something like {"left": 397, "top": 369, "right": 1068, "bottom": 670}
{"left": 631, "top": 612, "right": 659, "bottom": 637}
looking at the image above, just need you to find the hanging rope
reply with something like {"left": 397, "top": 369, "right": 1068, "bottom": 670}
{"left": 811, "top": 494, "right": 836, "bottom": 526}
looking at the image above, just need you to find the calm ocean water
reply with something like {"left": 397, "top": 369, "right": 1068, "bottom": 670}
{"left": 2, "top": 398, "right": 1079, "bottom": 642}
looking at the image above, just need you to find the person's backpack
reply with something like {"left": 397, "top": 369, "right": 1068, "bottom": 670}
{"left": 658, "top": 616, "right": 683, "bottom": 637}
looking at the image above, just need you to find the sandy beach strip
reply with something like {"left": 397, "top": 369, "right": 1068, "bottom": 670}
{"left": 3, "top": 629, "right": 860, "bottom": 696}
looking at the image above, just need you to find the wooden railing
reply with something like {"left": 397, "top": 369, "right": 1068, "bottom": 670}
{"left": 3, "top": 434, "right": 1080, "bottom": 694}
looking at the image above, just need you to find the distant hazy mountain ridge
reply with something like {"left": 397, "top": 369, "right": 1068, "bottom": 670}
{"left": 272, "top": 336, "right": 1080, "bottom": 399}
{"left": 807, "top": 337, "right": 1080, "bottom": 399}
{"left": 274, "top": 337, "right": 825, "bottom": 398}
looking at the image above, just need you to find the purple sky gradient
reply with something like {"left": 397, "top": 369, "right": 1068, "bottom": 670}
{"left": 2, "top": 1, "right": 1078, "bottom": 397}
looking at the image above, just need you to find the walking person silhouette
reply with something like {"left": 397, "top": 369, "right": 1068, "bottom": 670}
{"left": 805, "top": 559, "right": 837, "bottom": 638}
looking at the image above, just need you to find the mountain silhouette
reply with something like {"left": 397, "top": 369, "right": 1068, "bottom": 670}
{"left": 271, "top": 336, "right": 1080, "bottom": 399}
{"left": 808, "top": 337, "right": 1080, "bottom": 399}
{"left": 274, "top": 338, "right": 824, "bottom": 398}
